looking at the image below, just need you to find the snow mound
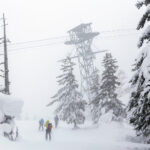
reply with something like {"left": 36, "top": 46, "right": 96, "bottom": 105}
{"left": 0, "top": 93, "right": 23, "bottom": 121}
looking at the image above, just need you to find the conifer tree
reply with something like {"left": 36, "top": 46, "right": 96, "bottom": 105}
{"left": 47, "top": 57, "right": 86, "bottom": 128}
{"left": 128, "top": 0, "right": 150, "bottom": 141}
{"left": 99, "top": 53, "right": 124, "bottom": 121}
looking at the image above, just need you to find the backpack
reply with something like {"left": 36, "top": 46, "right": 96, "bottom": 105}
{"left": 48, "top": 123, "right": 52, "bottom": 130}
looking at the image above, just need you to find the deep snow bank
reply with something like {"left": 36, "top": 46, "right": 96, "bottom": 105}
{"left": 0, "top": 93, "right": 23, "bottom": 138}
{"left": 0, "top": 93, "right": 23, "bottom": 122}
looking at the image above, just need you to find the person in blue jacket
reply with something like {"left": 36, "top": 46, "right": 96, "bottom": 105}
{"left": 54, "top": 115, "right": 59, "bottom": 128}
{"left": 39, "top": 118, "right": 44, "bottom": 131}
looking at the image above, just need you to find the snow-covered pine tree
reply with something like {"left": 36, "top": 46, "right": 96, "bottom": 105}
{"left": 128, "top": 0, "right": 150, "bottom": 141}
{"left": 90, "top": 69, "right": 101, "bottom": 124}
{"left": 48, "top": 57, "right": 86, "bottom": 128}
{"left": 100, "top": 53, "right": 124, "bottom": 121}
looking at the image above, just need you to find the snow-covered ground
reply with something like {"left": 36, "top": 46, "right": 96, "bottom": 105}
{"left": 1, "top": 120, "right": 150, "bottom": 150}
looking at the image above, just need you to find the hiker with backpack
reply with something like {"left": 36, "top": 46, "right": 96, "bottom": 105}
{"left": 39, "top": 118, "right": 44, "bottom": 131}
{"left": 45, "top": 120, "right": 52, "bottom": 141}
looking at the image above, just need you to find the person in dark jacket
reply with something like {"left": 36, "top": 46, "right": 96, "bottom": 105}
{"left": 54, "top": 115, "right": 59, "bottom": 128}
{"left": 45, "top": 122, "right": 52, "bottom": 141}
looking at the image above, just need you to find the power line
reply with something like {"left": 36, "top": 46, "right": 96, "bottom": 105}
{"left": 5, "top": 33, "right": 139, "bottom": 53}
{"left": 6, "top": 28, "right": 138, "bottom": 47}
{"left": 0, "top": 27, "right": 139, "bottom": 54}
{"left": 7, "top": 41, "right": 65, "bottom": 53}
{"left": 100, "top": 28, "right": 137, "bottom": 34}
{"left": 8, "top": 36, "right": 67, "bottom": 46}
{"left": 96, "top": 32, "right": 140, "bottom": 40}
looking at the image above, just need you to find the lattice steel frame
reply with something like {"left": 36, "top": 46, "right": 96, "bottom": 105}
{"left": 65, "top": 23, "right": 99, "bottom": 101}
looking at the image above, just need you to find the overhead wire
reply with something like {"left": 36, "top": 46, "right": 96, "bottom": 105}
{"left": 96, "top": 32, "right": 140, "bottom": 40}
{"left": 7, "top": 41, "right": 65, "bottom": 54}
{"left": 8, "top": 35, "right": 67, "bottom": 46}
{"left": 0, "top": 27, "right": 140, "bottom": 54}
{"left": 100, "top": 28, "right": 136, "bottom": 34}
{"left": 8, "top": 28, "right": 138, "bottom": 46}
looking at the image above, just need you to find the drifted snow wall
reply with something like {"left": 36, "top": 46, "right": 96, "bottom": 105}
{"left": 0, "top": 93, "right": 23, "bottom": 122}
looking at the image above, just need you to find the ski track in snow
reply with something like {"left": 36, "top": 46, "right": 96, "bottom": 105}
{"left": 1, "top": 121, "right": 150, "bottom": 150}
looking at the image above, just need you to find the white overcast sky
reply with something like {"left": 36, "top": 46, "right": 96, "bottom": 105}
{"left": 0, "top": 0, "right": 144, "bottom": 118}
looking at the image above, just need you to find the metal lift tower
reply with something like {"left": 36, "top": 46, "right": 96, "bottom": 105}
{"left": 65, "top": 23, "right": 99, "bottom": 101}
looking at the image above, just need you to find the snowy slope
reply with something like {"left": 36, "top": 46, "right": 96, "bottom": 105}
{"left": 1, "top": 120, "right": 150, "bottom": 150}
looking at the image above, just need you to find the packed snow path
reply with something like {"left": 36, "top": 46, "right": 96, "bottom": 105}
{"left": 1, "top": 121, "right": 150, "bottom": 150}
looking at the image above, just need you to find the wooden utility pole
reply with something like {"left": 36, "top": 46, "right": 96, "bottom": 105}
{"left": 3, "top": 13, "right": 10, "bottom": 94}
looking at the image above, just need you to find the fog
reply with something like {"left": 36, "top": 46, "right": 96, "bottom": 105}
{"left": 0, "top": 0, "right": 142, "bottom": 118}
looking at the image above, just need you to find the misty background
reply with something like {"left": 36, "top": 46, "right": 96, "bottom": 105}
{"left": 0, "top": 0, "right": 143, "bottom": 119}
